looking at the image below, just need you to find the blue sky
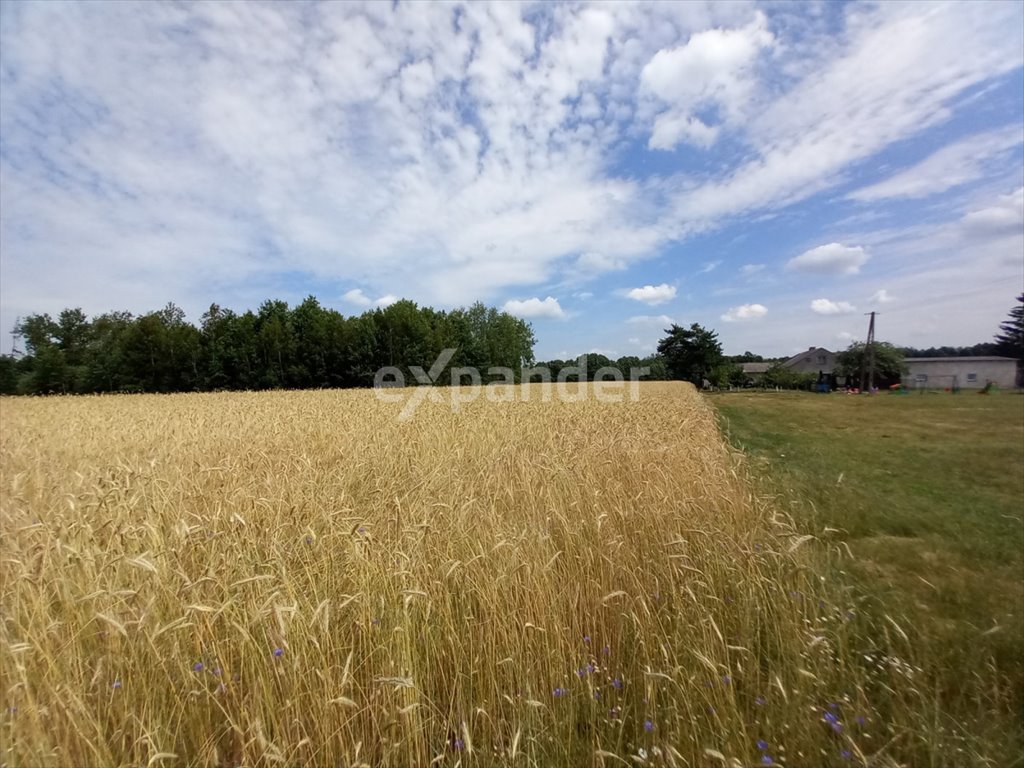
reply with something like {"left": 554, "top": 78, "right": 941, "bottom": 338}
{"left": 1, "top": 1, "right": 1022, "bottom": 360}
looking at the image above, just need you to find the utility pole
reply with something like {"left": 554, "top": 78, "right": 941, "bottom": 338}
{"left": 861, "top": 311, "right": 876, "bottom": 392}
{"left": 9, "top": 317, "right": 22, "bottom": 358}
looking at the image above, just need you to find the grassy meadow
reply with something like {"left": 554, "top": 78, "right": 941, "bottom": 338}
{"left": 0, "top": 383, "right": 1016, "bottom": 766}
{"left": 715, "top": 390, "right": 1024, "bottom": 764}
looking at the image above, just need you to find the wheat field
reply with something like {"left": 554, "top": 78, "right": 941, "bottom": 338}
{"left": 2, "top": 383, "right": 911, "bottom": 767}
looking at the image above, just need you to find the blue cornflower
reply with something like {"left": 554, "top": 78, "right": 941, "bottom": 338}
{"left": 755, "top": 696, "right": 767, "bottom": 706}
{"left": 453, "top": 738, "right": 464, "bottom": 751}
{"left": 643, "top": 719, "right": 654, "bottom": 733}
{"left": 553, "top": 687, "right": 566, "bottom": 697}
{"left": 612, "top": 678, "right": 623, "bottom": 690}
{"left": 756, "top": 739, "right": 769, "bottom": 751}
{"left": 577, "top": 668, "right": 587, "bottom": 678}
{"left": 824, "top": 711, "right": 839, "bottom": 724}
{"left": 761, "top": 756, "right": 774, "bottom": 766}
{"left": 192, "top": 662, "right": 204, "bottom": 672}
{"left": 112, "top": 680, "right": 122, "bottom": 689}
{"left": 583, "top": 635, "right": 591, "bottom": 644}
{"left": 828, "top": 702, "right": 840, "bottom": 712}
{"left": 841, "top": 749, "right": 852, "bottom": 761}
{"left": 273, "top": 647, "right": 284, "bottom": 657}
{"left": 602, "top": 645, "right": 610, "bottom": 655}
{"left": 587, "top": 663, "right": 595, "bottom": 674}
{"left": 855, "top": 715, "right": 866, "bottom": 726}
{"left": 722, "top": 675, "right": 731, "bottom": 685}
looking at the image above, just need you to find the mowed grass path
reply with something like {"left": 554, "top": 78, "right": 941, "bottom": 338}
{"left": 714, "top": 391, "right": 1024, "bottom": 758}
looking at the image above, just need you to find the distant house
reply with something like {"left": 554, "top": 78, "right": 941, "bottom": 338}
{"left": 740, "top": 362, "right": 771, "bottom": 383}
{"left": 782, "top": 347, "right": 837, "bottom": 375}
{"left": 902, "top": 356, "right": 1018, "bottom": 390}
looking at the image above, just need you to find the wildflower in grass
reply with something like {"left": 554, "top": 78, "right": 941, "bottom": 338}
{"left": 273, "top": 647, "right": 284, "bottom": 657}
{"left": 371, "top": 618, "right": 381, "bottom": 626}
{"left": 553, "top": 687, "right": 566, "bottom": 697}
{"left": 453, "top": 738, "right": 464, "bottom": 751}
{"left": 755, "top": 696, "right": 767, "bottom": 706}
{"left": 855, "top": 715, "right": 866, "bottom": 726}
{"left": 587, "top": 663, "right": 595, "bottom": 673}
{"left": 828, "top": 702, "right": 840, "bottom": 712}
{"left": 602, "top": 645, "right": 610, "bottom": 655}
{"left": 756, "top": 739, "right": 769, "bottom": 750}
{"left": 577, "top": 668, "right": 587, "bottom": 678}
{"left": 612, "top": 678, "right": 623, "bottom": 690}
{"left": 761, "top": 756, "right": 774, "bottom": 765}
{"left": 192, "top": 662, "right": 204, "bottom": 672}
{"left": 304, "top": 535, "right": 313, "bottom": 545}
{"left": 841, "top": 749, "right": 852, "bottom": 760}
{"left": 644, "top": 719, "right": 654, "bottom": 733}
{"left": 721, "top": 675, "right": 731, "bottom": 685}
{"left": 594, "top": 691, "right": 601, "bottom": 701}
{"left": 112, "top": 680, "right": 122, "bottom": 689}
{"left": 213, "top": 668, "right": 221, "bottom": 677}
{"left": 824, "top": 711, "right": 842, "bottom": 733}
{"left": 583, "top": 635, "right": 591, "bottom": 644}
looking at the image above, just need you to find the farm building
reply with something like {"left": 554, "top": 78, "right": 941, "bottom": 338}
{"left": 902, "top": 356, "right": 1019, "bottom": 390}
{"left": 784, "top": 347, "right": 837, "bottom": 375}
{"left": 740, "top": 362, "right": 771, "bottom": 382}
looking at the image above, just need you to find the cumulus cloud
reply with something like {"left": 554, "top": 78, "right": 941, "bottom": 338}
{"left": 343, "top": 289, "right": 397, "bottom": 307}
{"left": 721, "top": 303, "right": 767, "bottom": 322}
{"left": 810, "top": 298, "right": 857, "bottom": 315}
{"left": 641, "top": 12, "right": 774, "bottom": 149}
{"left": 870, "top": 289, "right": 894, "bottom": 304}
{"left": 502, "top": 296, "right": 565, "bottom": 319}
{"left": 787, "top": 244, "right": 869, "bottom": 275}
{"left": 625, "top": 283, "right": 677, "bottom": 305}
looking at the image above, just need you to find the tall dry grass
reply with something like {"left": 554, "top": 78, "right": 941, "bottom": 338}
{"left": 2, "top": 383, "right": 919, "bottom": 766}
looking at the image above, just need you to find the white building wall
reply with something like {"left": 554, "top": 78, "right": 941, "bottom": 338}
{"left": 902, "top": 359, "right": 1018, "bottom": 389}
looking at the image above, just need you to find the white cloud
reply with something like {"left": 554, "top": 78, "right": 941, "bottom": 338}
{"left": 869, "top": 289, "right": 894, "bottom": 304}
{"left": 675, "top": 2, "right": 1024, "bottom": 222}
{"left": 837, "top": 331, "right": 857, "bottom": 342}
{"left": 342, "top": 289, "right": 373, "bottom": 307}
{"left": 699, "top": 260, "right": 721, "bottom": 274}
{"left": 810, "top": 298, "right": 857, "bottom": 315}
{"left": 502, "top": 296, "right": 565, "bottom": 319}
{"left": 641, "top": 12, "right": 774, "bottom": 149}
{"left": 740, "top": 263, "right": 765, "bottom": 276}
{"left": 343, "top": 288, "right": 397, "bottom": 307}
{"left": 627, "top": 314, "right": 675, "bottom": 326}
{"left": 787, "top": 243, "right": 869, "bottom": 275}
{"left": 721, "top": 303, "right": 767, "bottom": 322}
{"left": 960, "top": 187, "right": 1024, "bottom": 236}
{"left": 847, "top": 126, "right": 1024, "bottom": 202}
{"left": 625, "top": 283, "right": 677, "bottom": 305}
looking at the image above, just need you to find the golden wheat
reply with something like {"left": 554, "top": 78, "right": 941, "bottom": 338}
{"left": 2, "top": 383, "right": 896, "bottom": 766}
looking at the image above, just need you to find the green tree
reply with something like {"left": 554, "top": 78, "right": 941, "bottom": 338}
{"left": 994, "top": 294, "right": 1023, "bottom": 386}
{"left": 834, "top": 341, "right": 907, "bottom": 386}
{"left": 655, "top": 323, "right": 723, "bottom": 385}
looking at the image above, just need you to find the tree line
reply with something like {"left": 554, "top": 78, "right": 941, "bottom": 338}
{"left": 0, "top": 298, "right": 537, "bottom": 395}
{"left": 3, "top": 294, "right": 1019, "bottom": 396}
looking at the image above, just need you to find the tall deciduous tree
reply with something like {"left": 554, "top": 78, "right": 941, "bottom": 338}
{"left": 834, "top": 341, "right": 907, "bottom": 385}
{"left": 655, "top": 323, "right": 723, "bottom": 385}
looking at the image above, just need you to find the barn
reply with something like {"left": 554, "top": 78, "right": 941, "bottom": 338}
{"left": 902, "top": 356, "right": 1019, "bottom": 390}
